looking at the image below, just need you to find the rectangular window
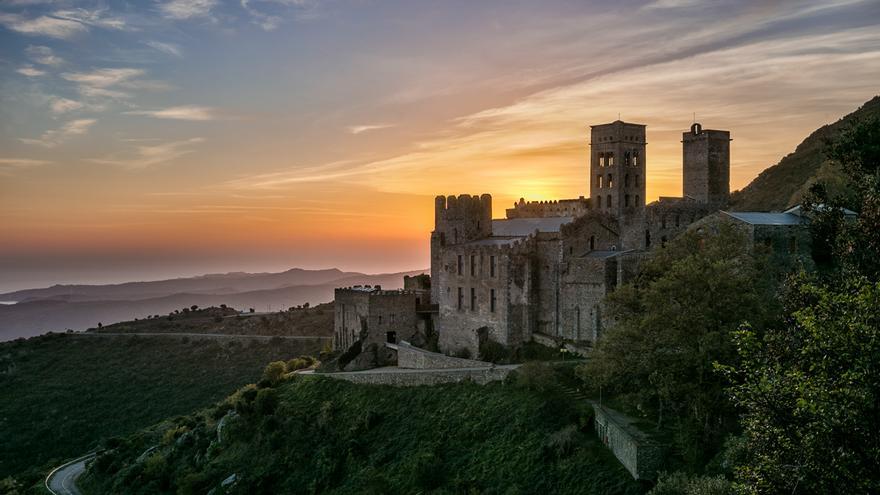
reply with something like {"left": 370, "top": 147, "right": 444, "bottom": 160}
{"left": 470, "top": 287, "right": 476, "bottom": 310}
{"left": 457, "top": 287, "right": 463, "bottom": 310}
{"left": 470, "top": 254, "right": 476, "bottom": 276}
{"left": 597, "top": 175, "right": 603, "bottom": 188}
{"left": 490, "top": 289, "right": 496, "bottom": 313}
{"left": 457, "top": 255, "right": 462, "bottom": 275}
{"left": 608, "top": 153, "right": 614, "bottom": 166}
{"left": 490, "top": 255, "right": 496, "bottom": 277}
{"left": 608, "top": 174, "right": 613, "bottom": 188}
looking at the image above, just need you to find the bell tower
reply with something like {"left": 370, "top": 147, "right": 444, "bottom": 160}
{"left": 589, "top": 120, "right": 647, "bottom": 218}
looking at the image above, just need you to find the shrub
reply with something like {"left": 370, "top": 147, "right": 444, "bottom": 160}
{"left": 648, "top": 471, "right": 733, "bottom": 495}
{"left": 142, "top": 452, "right": 167, "bottom": 479}
{"left": 261, "top": 361, "right": 286, "bottom": 386}
{"left": 543, "top": 424, "right": 580, "bottom": 458}
{"left": 514, "top": 362, "right": 558, "bottom": 393}
{"left": 254, "top": 388, "right": 279, "bottom": 415}
{"left": 478, "top": 339, "right": 511, "bottom": 363}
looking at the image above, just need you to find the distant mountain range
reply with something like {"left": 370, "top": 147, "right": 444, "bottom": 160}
{"left": 0, "top": 268, "right": 427, "bottom": 341}
{"left": 729, "top": 95, "right": 879, "bottom": 211}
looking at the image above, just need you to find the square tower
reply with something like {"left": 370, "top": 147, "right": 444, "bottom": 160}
{"left": 683, "top": 123, "right": 730, "bottom": 207}
{"left": 590, "top": 121, "right": 647, "bottom": 217}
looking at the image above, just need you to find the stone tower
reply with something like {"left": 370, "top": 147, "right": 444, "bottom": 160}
{"left": 429, "top": 194, "right": 492, "bottom": 303}
{"left": 682, "top": 123, "right": 730, "bottom": 206}
{"left": 589, "top": 121, "right": 647, "bottom": 218}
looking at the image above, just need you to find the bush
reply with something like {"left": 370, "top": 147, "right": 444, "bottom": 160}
{"left": 514, "top": 362, "right": 558, "bottom": 393}
{"left": 649, "top": 471, "right": 733, "bottom": 495}
{"left": 478, "top": 339, "right": 511, "bottom": 363}
{"left": 254, "top": 388, "right": 279, "bottom": 415}
{"left": 261, "top": 361, "right": 286, "bottom": 386}
{"left": 286, "top": 355, "right": 315, "bottom": 371}
{"left": 543, "top": 424, "right": 580, "bottom": 458}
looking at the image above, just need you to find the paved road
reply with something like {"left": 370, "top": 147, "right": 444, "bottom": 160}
{"left": 46, "top": 454, "right": 94, "bottom": 495}
{"left": 80, "top": 332, "right": 331, "bottom": 341}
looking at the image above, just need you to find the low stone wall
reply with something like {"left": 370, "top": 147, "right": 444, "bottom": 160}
{"left": 316, "top": 365, "right": 516, "bottom": 387}
{"left": 593, "top": 404, "right": 664, "bottom": 480}
{"left": 391, "top": 341, "right": 491, "bottom": 369}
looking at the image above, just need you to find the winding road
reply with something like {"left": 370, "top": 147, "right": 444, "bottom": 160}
{"left": 46, "top": 454, "right": 94, "bottom": 495}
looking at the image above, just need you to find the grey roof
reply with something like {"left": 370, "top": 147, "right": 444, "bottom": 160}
{"left": 460, "top": 237, "right": 520, "bottom": 247}
{"left": 492, "top": 217, "right": 574, "bottom": 236}
{"left": 783, "top": 204, "right": 857, "bottom": 217}
{"left": 723, "top": 211, "right": 804, "bottom": 226}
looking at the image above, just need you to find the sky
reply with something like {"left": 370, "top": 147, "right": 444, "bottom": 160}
{"left": 1, "top": 0, "right": 879, "bottom": 292}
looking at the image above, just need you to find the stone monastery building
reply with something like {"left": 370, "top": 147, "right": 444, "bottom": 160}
{"left": 334, "top": 120, "right": 813, "bottom": 357}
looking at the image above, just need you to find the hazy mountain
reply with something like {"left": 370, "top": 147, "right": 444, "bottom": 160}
{"left": 0, "top": 269, "right": 426, "bottom": 341}
{"left": 729, "top": 95, "right": 879, "bottom": 211}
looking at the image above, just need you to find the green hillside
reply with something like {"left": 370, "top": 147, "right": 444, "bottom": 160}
{"left": 80, "top": 370, "right": 644, "bottom": 495}
{"left": 0, "top": 332, "right": 325, "bottom": 487}
{"left": 729, "top": 96, "right": 879, "bottom": 211}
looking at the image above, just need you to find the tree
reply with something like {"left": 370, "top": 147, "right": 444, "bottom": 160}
{"left": 190, "top": 305, "right": 199, "bottom": 311}
{"left": 581, "top": 222, "right": 778, "bottom": 465}
{"left": 722, "top": 117, "right": 880, "bottom": 494}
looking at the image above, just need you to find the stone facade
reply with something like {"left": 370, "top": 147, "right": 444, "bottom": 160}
{"left": 430, "top": 120, "right": 733, "bottom": 356}
{"left": 391, "top": 341, "right": 492, "bottom": 369}
{"left": 683, "top": 123, "right": 731, "bottom": 207}
{"left": 333, "top": 287, "right": 424, "bottom": 351}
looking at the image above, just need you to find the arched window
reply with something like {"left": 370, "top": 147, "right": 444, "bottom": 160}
{"left": 607, "top": 153, "right": 614, "bottom": 166}
{"left": 645, "top": 229, "right": 651, "bottom": 248}
{"left": 624, "top": 151, "right": 631, "bottom": 166}
{"left": 633, "top": 151, "right": 639, "bottom": 167}
{"left": 608, "top": 174, "right": 613, "bottom": 187}
{"left": 635, "top": 194, "right": 640, "bottom": 205}
{"left": 598, "top": 152, "right": 605, "bottom": 167}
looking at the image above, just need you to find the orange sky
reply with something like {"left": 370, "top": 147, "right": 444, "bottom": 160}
{"left": 1, "top": 0, "right": 879, "bottom": 290}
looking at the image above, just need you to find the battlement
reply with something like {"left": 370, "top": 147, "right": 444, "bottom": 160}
{"left": 433, "top": 193, "right": 492, "bottom": 246}
{"left": 506, "top": 197, "right": 591, "bottom": 219}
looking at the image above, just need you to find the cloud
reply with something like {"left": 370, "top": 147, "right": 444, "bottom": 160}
{"left": 0, "top": 158, "right": 52, "bottom": 175}
{"left": 126, "top": 105, "right": 218, "bottom": 121}
{"left": 51, "top": 8, "right": 129, "bottom": 31}
{"left": 240, "top": 0, "right": 321, "bottom": 30}
{"left": 16, "top": 65, "right": 46, "bottom": 77}
{"left": 87, "top": 137, "right": 205, "bottom": 168}
{"left": 160, "top": 0, "right": 218, "bottom": 20}
{"left": 26, "top": 45, "right": 63, "bottom": 66}
{"left": 20, "top": 119, "right": 97, "bottom": 148}
{"left": 0, "top": 13, "right": 87, "bottom": 39}
{"left": 61, "top": 68, "right": 169, "bottom": 100}
{"left": 49, "top": 97, "right": 84, "bottom": 114}
{"left": 348, "top": 124, "right": 395, "bottom": 135}
{"left": 146, "top": 40, "right": 183, "bottom": 58}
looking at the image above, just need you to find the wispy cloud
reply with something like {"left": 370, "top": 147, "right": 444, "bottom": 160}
{"left": 49, "top": 97, "right": 85, "bottom": 114}
{"left": 0, "top": 13, "right": 87, "bottom": 39}
{"left": 25, "top": 45, "right": 63, "bottom": 66}
{"left": 348, "top": 124, "right": 395, "bottom": 135}
{"left": 20, "top": 119, "right": 97, "bottom": 148}
{"left": 87, "top": 137, "right": 205, "bottom": 168}
{"left": 61, "top": 68, "right": 169, "bottom": 100}
{"left": 16, "top": 65, "right": 45, "bottom": 77}
{"left": 126, "top": 105, "right": 218, "bottom": 121}
{"left": 160, "top": 0, "right": 218, "bottom": 20}
{"left": 146, "top": 40, "right": 183, "bottom": 58}
{"left": 0, "top": 158, "right": 51, "bottom": 176}
{"left": 51, "top": 8, "right": 129, "bottom": 31}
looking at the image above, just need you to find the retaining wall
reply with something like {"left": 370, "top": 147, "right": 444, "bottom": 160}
{"left": 316, "top": 365, "right": 516, "bottom": 387}
{"left": 593, "top": 404, "right": 664, "bottom": 480}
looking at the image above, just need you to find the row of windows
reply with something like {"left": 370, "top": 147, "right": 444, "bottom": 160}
{"left": 596, "top": 173, "right": 640, "bottom": 189}
{"left": 456, "top": 287, "right": 498, "bottom": 313}
{"left": 597, "top": 150, "right": 640, "bottom": 167}
{"left": 597, "top": 194, "right": 641, "bottom": 209}
{"left": 456, "top": 254, "right": 497, "bottom": 277}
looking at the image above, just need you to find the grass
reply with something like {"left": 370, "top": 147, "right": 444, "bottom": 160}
{"left": 0, "top": 332, "right": 325, "bottom": 487}
{"left": 80, "top": 369, "right": 646, "bottom": 494}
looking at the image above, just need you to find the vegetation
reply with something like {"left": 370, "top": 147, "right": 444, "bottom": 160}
{"left": 81, "top": 366, "right": 644, "bottom": 495}
{"left": 0, "top": 332, "right": 325, "bottom": 488}
{"left": 95, "top": 303, "right": 334, "bottom": 338}
{"left": 581, "top": 222, "right": 780, "bottom": 469}
{"left": 721, "top": 116, "right": 880, "bottom": 493}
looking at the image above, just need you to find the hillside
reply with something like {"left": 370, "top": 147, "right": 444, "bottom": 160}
{"left": 0, "top": 269, "right": 424, "bottom": 341}
{"left": 80, "top": 371, "right": 644, "bottom": 494}
{"left": 729, "top": 95, "right": 879, "bottom": 211}
{"left": 0, "top": 331, "right": 326, "bottom": 487}
{"left": 94, "top": 303, "right": 334, "bottom": 337}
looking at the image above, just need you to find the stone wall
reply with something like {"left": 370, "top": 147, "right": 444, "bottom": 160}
{"left": 506, "top": 197, "right": 591, "bottom": 219}
{"left": 333, "top": 287, "right": 422, "bottom": 351}
{"left": 392, "top": 341, "right": 491, "bottom": 369}
{"left": 317, "top": 365, "right": 515, "bottom": 387}
{"left": 593, "top": 404, "right": 664, "bottom": 480}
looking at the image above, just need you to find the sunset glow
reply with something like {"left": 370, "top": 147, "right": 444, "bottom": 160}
{"left": 1, "top": 0, "right": 879, "bottom": 290}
